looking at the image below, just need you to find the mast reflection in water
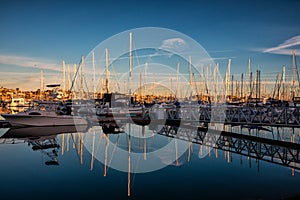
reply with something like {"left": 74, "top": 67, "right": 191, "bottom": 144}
{"left": 0, "top": 123, "right": 299, "bottom": 200}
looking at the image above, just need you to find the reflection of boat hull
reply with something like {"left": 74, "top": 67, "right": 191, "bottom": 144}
{"left": 1, "top": 114, "right": 87, "bottom": 127}
{"left": 98, "top": 107, "right": 145, "bottom": 118}
{"left": 1, "top": 125, "right": 88, "bottom": 138}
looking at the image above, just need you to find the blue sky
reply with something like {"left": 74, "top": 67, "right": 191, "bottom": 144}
{"left": 0, "top": 0, "right": 299, "bottom": 90}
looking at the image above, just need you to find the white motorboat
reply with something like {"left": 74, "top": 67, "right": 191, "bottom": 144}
{"left": 1, "top": 101, "right": 88, "bottom": 127}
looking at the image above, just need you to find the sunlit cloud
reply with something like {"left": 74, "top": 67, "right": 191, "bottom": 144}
{"left": 0, "top": 54, "right": 61, "bottom": 71}
{"left": 262, "top": 35, "right": 300, "bottom": 56}
{"left": 0, "top": 71, "right": 61, "bottom": 91}
{"left": 160, "top": 38, "right": 187, "bottom": 52}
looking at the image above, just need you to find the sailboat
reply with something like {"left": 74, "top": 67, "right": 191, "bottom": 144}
{"left": 96, "top": 33, "right": 149, "bottom": 123}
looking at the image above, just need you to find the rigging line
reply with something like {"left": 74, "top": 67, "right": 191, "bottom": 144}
{"left": 70, "top": 58, "right": 83, "bottom": 92}
{"left": 277, "top": 70, "right": 284, "bottom": 99}
{"left": 202, "top": 69, "right": 210, "bottom": 97}
{"left": 249, "top": 74, "right": 256, "bottom": 99}
{"left": 83, "top": 74, "right": 91, "bottom": 98}
{"left": 192, "top": 72, "right": 199, "bottom": 98}
{"left": 94, "top": 51, "right": 107, "bottom": 94}
{"left": 111, "top": 63, "right": 121, "bottom": 92}
{"left": 272, "top": 73, "right": 279, "bottom": 99}
{"left": 294, "top": 53, "right": 300, "bottom": 94}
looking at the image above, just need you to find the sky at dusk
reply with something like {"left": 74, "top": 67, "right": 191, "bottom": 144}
{"left": 0, "top": 0, "right": 299, "bottom": 90}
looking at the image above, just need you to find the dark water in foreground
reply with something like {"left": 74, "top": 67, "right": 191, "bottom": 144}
{"left": 0, "top": 124, "right": 299, "bottom": 200}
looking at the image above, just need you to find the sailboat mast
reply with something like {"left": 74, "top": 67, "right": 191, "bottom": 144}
{"left": 226, "top": 59, "right": 231, "bottom": 97}
{"left": 62, "top": 60, "right": 66, "bottom": 92}
{"left": 73, "top": 64, "right": 76, "bottom": 81}
{"left": 92, "top": 51, "right": 96, "bottom": 98}
{"left": 248, "top": 58, "right": 251, "bottom": 97}
{"left": 81, "top": 56, "right": 85, "bottom": 98}
{"left": 67, "top": 64, "right": 71, "bottom": 91}
{"left": 241, "top": 73, "right": 244, "bottom": 99}
{"left": 129, "top": 32, "right": 133, "bottom": 95}
{"left": 144, "top": 62, "right": 147, "bottom": 96}
{"left": 105, "top": 48, "right": 109, "bottom": 93}
{"left": 214, "top": 63, "right": 219, "bottom": 102}
{"left": 73, "top": 64, "right": 77, "bottom": 99}
{"left": 283, "top": 66, "right": 286, "bottom": 101}
{"left": 231, "top": 75, "right": 234, "bottom": 98}
{"left": 140, "top": 72, "right": 142, "bottom": 101}
{"left": 176, "top": 61, "right": 180, "bottom": 98}
{"left": 189, "top": 56, "right": 192, "bottom": 100}
{"left": 292, "top": 50, "right": 300, "bottom": 97}
{"left": 40, "top": 69, "right": 43, "bottom": 92}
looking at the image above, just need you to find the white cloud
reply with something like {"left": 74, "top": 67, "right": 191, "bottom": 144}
{"left": 0, "top": 54, "right": 64, "bottom": 91}
{"left": 0, "top": 71, "right": 61, "bottom": 90}
{"left": 160, "top": 38, "right": 187, "bottom": 52}
{"left": 262, "top": 35, "right": 300, "bottom": 55}
{"left": 0, "top": 54, "right": 61, "bottom": 71}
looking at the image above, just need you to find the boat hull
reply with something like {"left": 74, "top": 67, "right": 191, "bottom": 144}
{"left": 1, "top": 114, "right": 87, "bottom": 127}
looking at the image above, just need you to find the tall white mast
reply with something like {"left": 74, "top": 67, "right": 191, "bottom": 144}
{"left": 214, "top": 63, "right": 219, "bottom": 103}
{"left": 73, "top": 64, "right": 77, "bottom": 99}
{"left": 282, "top": 66, "right": 286, "bottom": 101}
{"left": 189, "top": 56, "right": 192, "bottom": 88}
{"left": 226, "top": 59, "right": 231, "bottom": 97}
{"left": 176, "top": 61, "right": 180, "bottom": 98}
{"left": 140, "top": 72, "right": 142, "bottom": 100}
{"left": 248, "top": 58, "right": 251, "bottom": 96}
{"left": 67, "top": 64, "right": 71, "bottom": 90}
{"left": 40, "top": 69, "right": 44, "bottom": 92}
{"left": 73, "top": 64, "right": 77, "bottom": 81}
{"left": 92, "top": 51, "right": 96, "bottom": 98}
{"left": 189, "top": 56, "right": 193, "bottom": 100}
{"left": 144, "top": 62, "right": 147, "bottom": 96}
{"left": 200, "top": 64, "right": 204, "bottom": 97}
{"left": 292, "top": 50, "right": 296, "bottom": 99}
{"left": 129, "top": 32, "right": 133, "bottom": 95}
{"left": 105, "top": 48, "right": 109, "bottom": 93}
{"left": 62, "top": 60, "right": 66, "bottom": 91}
{"left": 81, "top": 55, "right": 84, "bottom": 98}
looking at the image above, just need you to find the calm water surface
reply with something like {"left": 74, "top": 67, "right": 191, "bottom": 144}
{"left": 0, "top": 124, "right": 299, "bottom": 200}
